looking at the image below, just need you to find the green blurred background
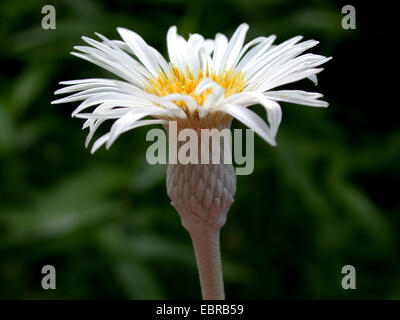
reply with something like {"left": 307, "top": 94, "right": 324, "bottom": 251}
{"left": 0, "top": 0, "right": 399, "bottom": 299}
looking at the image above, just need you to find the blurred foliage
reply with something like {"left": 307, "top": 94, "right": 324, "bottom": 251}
{"left": 0, "top": 0, "right": 399, "bottom": 299}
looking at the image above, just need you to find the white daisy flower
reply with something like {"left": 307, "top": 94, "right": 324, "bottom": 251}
{"left": 53, "top": 23, "right": 330, "bottom": 153}
{"left": 53, "top": 23, "right": 331, "bottom": 300}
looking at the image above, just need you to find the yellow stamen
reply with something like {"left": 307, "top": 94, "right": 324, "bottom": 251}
{"left": 145, "top": 65, "right": 246, "bottom": 113}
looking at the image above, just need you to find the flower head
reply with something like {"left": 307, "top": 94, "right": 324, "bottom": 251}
{"left": 53, "top": 23, "right": 331, "bottom": 152}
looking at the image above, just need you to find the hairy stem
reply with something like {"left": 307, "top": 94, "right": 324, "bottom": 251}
{"left": 189, "top": 228, "right": 224, "bottom": 300}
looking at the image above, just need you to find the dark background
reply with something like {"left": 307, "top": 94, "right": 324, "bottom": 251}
{"left": 0, "top": 0, "right": 399, "bottom": 299}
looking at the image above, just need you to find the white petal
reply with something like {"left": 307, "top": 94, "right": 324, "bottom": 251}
{"left": 67, "top": 93, "right": 140, "bottom": 116}
{"left": 117, "top": 27, "right": 162, "bottom": 77}
{"left": 212, "top": 33, "right": 228, "bottom": 73}
{"left": 247, "top": 41, "right": 321, "bottom": 84}
{"left": 252, "top": 68, "right": 325, "bottom": 93}
{"left": 186, "top": 33, "right": 205, "bottom": 71}
{"left": 264, "top": 90, "right": 329, "bottom": 107}
{"left": 195, "top": 78, "right": 225, "bottom": 111}
{"left": 70, "top": 51, "right": 144, "bottom": 87}
{"left": 236, "top": 35, "right": 276, "bottom": 71}
{"left": 85, "top": 119, "right": 105, "bottom": 148}
{"left": 219, "top": 103, "right": 276, "bottom": 146}
{"left": 91, "top": 119, "right": 166, "bottom": 153}
{"left": 160, "top": 94, "right": 198, "bottom": 114}
{"left": 167, "top": 26, "right": 185, "bottom": 71}
{"left": 250, "top": 55, "right": 330, "bottom": 92}
{"left": 307, "top": 74, "right": 318, "bottom": 85}
{"left": 217, "top": 23, "right": 249, "bottom": 73}
{"left": 82, "top": 35, "right": 151, "bottom": 79}
{"left": 225, "top": 92, "right": 282, "bottom": 137}
{"left": 244, "top": 36, "right": 304, "bottom": 79}
{"left": 106, "top": 107, "right": 166, "bottom": 148}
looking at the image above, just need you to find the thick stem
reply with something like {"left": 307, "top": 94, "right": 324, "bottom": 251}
{"left": 189, "top": 228, "right": 224, "bottom": 300}
{"left": 165, "top": 119, "right": 236, "bottom": 300}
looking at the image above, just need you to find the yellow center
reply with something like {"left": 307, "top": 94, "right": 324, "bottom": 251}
{"left": 145, "top": 65, "right": 246, "bottom": 114}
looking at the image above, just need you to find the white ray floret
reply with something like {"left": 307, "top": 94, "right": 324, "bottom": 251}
{"left": 53, "top": 23, "right": 331, "bottom": 152}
